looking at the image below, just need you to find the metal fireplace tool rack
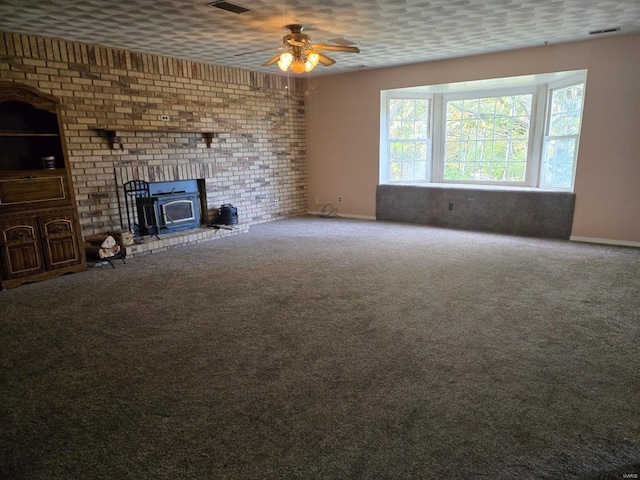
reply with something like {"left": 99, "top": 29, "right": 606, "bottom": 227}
{"left": 121, "top": 180, "right": 160, "bottom": 239}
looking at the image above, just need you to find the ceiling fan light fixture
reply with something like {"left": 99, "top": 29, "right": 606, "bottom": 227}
{"left": 307, "top": 51, "right": 320, "bottom": 67}
{"left": 278, "top": 52, "right": 293, "bottom": 72}
{"left": 304, "top": 51, "right": 320, "bottom": 72}
{"left": 290, "top": 58, "right": 306, "bottom": 74}
{"left": 266, "top": 25, "right": 360, "bottom": 74}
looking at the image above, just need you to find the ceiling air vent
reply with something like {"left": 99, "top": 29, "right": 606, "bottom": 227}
{"left": 207, "top": 1, "right": 250, "bottom": 14}
{"left": 589, "top": 27, "right": 620, "bottom": 35}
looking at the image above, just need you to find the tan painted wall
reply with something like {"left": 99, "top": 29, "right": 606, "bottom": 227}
{"left": 305, "top": 34, "right": 640, "bottom": 244}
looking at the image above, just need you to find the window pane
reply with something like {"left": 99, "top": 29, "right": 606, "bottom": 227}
{"left": 541, "top": 138, "right": 576, "bottom": 189}
{"left": 444, "top": 94, "right": 532, "bottom": 182}
{"left": 541, "top": 83, "right": 584, "bottom": 189}
{"left": 387, "top": 98, "right": 430, "bottom": 181}
{"left": 389, "top": 99, "right": 403, "bottom": 121}
{"left": 548, "top": 84, "right": 584, "bottom": 136}
{"left": 415, "top": 121, "right": 428, "bottom": 138}
{"left": 389, "top": 141, "right": 429, "bottom": 181}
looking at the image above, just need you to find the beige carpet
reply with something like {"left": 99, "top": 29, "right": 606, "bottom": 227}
{"left": 1, "top": 216, "right": 639, "bottom": 479}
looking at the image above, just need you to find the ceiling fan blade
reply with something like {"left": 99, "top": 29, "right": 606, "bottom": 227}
{"left": 263, "top": 53, "right": 282, "bottom": 66}
{"left": 318, "top": 53, "right": 336, "bottom": 66}
{"left": 310, "top": 44, "right": 360, "bottom": 54}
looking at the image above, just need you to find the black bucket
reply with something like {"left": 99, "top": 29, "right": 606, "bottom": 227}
{"left": 217, "top": 204, "right": 238, "bottom": 225}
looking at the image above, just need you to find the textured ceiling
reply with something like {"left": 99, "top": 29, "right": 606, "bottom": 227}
{"left": 0, "top": 0, "right": 639, "bottom": 77}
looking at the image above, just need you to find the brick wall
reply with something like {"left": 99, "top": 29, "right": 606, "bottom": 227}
{"left": 0, "top": 31, "right": 308, "bottom": 237}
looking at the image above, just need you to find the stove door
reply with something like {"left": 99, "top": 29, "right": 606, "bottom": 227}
{"left": 161, "top": 199, "right": 196, "bottom": 226}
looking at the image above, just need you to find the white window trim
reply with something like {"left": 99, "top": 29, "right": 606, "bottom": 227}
{"left": 380, "top": 92, "right": 433, "bottom": 184}
{"left": 380, "top": 70, "right": 587, "bottom": 191}
{"left": 539, "top": 78, "right": 586, "bottom": 191}
{"left": 435, "top": 85, "right": 537, "bottom": 187}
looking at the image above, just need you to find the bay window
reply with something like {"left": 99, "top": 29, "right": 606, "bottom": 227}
{"left": 380, "top": 70, "right": 586, "bottom": 191}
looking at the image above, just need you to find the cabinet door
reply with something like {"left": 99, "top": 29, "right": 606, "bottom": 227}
{"left": 0, "top": 219, "right": 44, "bottom": 279}
{"left": 39, "top": 212, "right": 82, "bottom": 270}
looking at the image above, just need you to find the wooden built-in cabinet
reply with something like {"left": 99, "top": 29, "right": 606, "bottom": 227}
{"left": 0, "top": 82, "right": 85, "bottom": 289}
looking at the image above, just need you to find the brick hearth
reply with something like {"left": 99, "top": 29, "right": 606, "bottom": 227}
{"left": 124, "top": 224, "right": 248, "bottom": 257}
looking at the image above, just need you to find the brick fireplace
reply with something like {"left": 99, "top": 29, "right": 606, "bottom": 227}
{"left": 115, "top": 164, "right": 208, "bottom": 234}
{"left": 0, "top": 31, "right": 309, "bottom": 255}
{"left": 114, "top": 159, "right": 247, "bottom": 258}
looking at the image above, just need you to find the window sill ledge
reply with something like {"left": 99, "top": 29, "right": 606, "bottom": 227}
{"left": 383, "top": 182, "right": 572, "bottom": 193}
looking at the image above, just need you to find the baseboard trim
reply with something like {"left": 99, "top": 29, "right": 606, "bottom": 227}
{"left": 301, "top": 216, "right": 640, "bottom": 246}
{"left": 307, "top": 211, "right": 376, "bottom": 221}
{"left": 570, "top": 236, "right": 640, "bottom": 248}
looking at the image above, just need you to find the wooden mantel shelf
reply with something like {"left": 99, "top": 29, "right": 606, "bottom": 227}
{"left": 93, "top": 127, "right": 215, "bottom": 149}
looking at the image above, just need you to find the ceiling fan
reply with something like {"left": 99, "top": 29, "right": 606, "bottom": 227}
{"left": 263, "top": 24, "right": 360, "bottom": 74}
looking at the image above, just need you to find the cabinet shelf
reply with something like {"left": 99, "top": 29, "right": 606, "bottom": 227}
{"left": 93, "top": 127, "right": 215, "bottom": 149}
{"left": 0, "top": 132, "right": 59, "bottom": 137}
{"left": 0, "top": 168, "right": 66, "bottom": 176}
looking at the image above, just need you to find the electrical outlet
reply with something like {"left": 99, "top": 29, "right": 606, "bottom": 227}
{"left": 160, "top": 114, "right": 170, "bottom": 121}
{"left": 275, "top": 199, "right": 279, "bottom": 207}
{"left": 338, "top": 196, "right": 342, "bottom": 202}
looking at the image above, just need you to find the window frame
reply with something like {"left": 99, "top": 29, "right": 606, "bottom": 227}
{"left": 539, "top": 78, "right": 586, "bottom": 191}
{"left": 436, "top": 86, "right": 539, "bottom": 187}
{"left": 380, "top": 71, "right": 587, "bottom": 191}
{"left": 380, "top": 92, "right": 433, "bottom": 184}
